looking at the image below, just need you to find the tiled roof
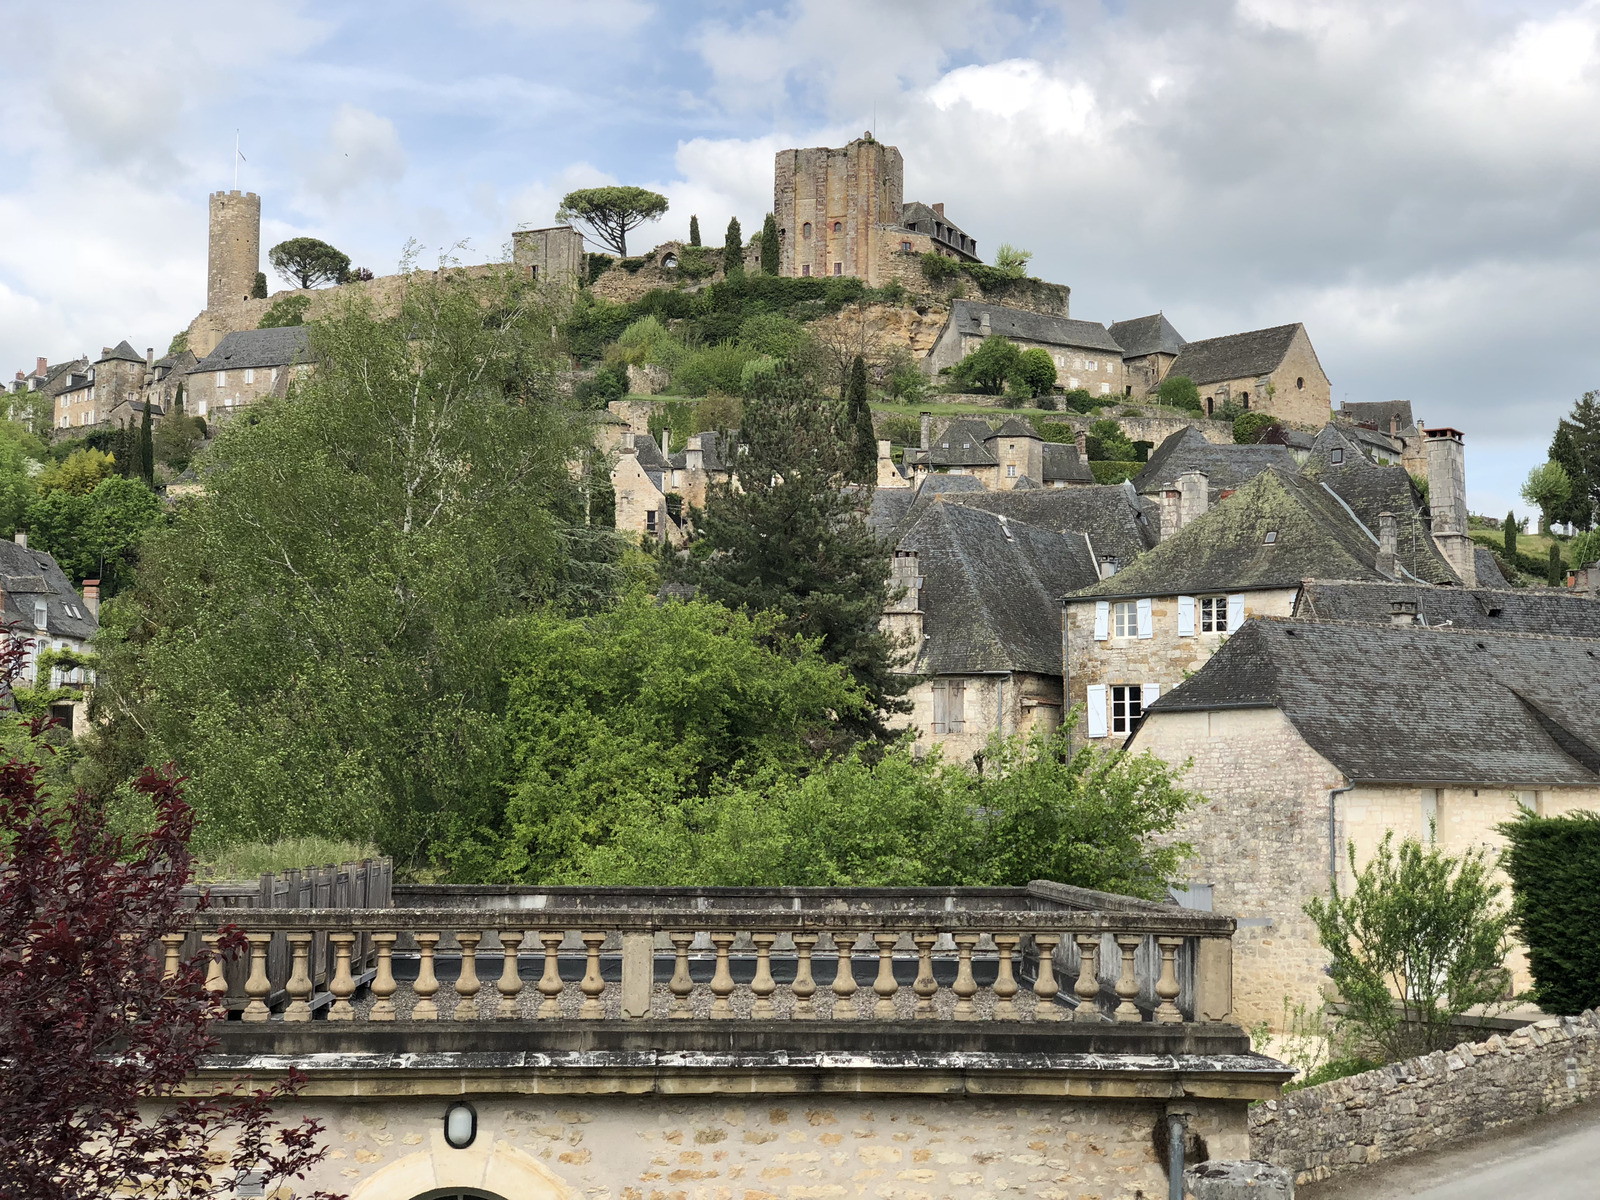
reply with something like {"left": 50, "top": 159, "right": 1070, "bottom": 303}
{"left": 1133, "top": 427, "right": 1300, "bottom": 499}
{"left": 987, "top": 416, "right": 1039, "bottom": 441}
{"left": 191, "top": 327, "right": 313, "bottom": 373}
{"left": 948, "top": 301, "right": 1123, "bottom": 353}
{"left": 1108, "top": 314, "right": 1187, "bottom": 358}
{"left": 97, "top": 340, "right": 144, "bottom": 364}
{"left": 946, "top": 485, "right": 1154, "bottom": 565}
{"left": 1042, "top": 442, "right": 1093, "bottom": 484}
{"left": 1145, "top": 618, "right": 1600, "bottom": 787}
{"left": 1166, "top": 324, "right": 1301, "bottom": 386}
{"left": 0, "top": 540, "right": 96, "bottom": 641}
{"left": 1294, "top": 580, "right": 1600, "bottom": 635}
{"left": 1339, "top": 400, "right": 1415, "bottom": 433}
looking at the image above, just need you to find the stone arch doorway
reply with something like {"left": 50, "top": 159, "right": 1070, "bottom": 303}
{"left": 347, "top": 1136, "right": 572, "bottom": 1200}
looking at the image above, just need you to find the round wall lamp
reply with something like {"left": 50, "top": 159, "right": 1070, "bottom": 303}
{"left": 444, "top": 1101, "right": 478, "bottom": 1149}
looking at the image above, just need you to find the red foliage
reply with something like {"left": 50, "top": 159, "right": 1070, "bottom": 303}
{"left": 0, "top": 629, "right": 340, "bottom": 1199}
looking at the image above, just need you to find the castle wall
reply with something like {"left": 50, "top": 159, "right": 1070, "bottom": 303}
{"left": 775, "top": 140, "right": 904, "bottom": 284}
{"left": 511, "top": 226, "right": 585, "bottom": 287}
{"left": 207, "top": 191, "right": 260, "bottom": 311}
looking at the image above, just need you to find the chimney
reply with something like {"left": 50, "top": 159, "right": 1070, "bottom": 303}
{"left": 659, "top": 430, "right": 670, "bottom": 458}
{"left": 885, "top": 551, "right": 923, "bottom": 643}
{"left": 979, "top": 311, "right": 992, "bottom": 337}
{"left": 877, "top": 438, "right": 892, "bottom": 461}
{"left": 1377, "top": 510, "right": 1397, "bottom": 578}
{"left": 1390, "top": 413, "right": 1400, "bottom": 437}
{"left": 932, "top": 202, "right": 945, "bottom": 217}
{"left": 82, "top": 579, "right": 99, "bottom": 620}
{"left": 1158, "top": 489, "right": 1182, "bottom": 541}
{"left": 685, "top": 435, "right": 703, "bottom": 472}
{"left": 621, "top": 430, "right": 636, "bottom": 452}
{"left": 1177, "top": 469, "right": 1209, "bottom": 529}
{"left": 145, "top": 347, "right": 154, "bottom": 368}
{"left": 1425, "top": 428, "right": 1476, "bottom": 587}
{"left": 1074, "top": 430, "right": 1088, "bottom": 461}
{"left": 101, "top": 347, "right": 110, "bottom": 359}
{"left": 12, "top": 531, "right": 25, "bottom": 549}
{"left": 1389, "top": 599, "right": 1418, "bottom": 626}
{"left": 919, "top": 411, "right": 932, "bottom": 452}
{"left": 1098, "top": 554, "right": 1120, "bottom": 579}
{"left": 35, "top": 356, "right": 47, "bottom": 378}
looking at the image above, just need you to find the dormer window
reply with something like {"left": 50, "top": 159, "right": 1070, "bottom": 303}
{"left": 1331, "top": 448, "right": 1344, "bottom": 464}
{"left": 1264, "top": 530, "right": 1278, "bottom": 544}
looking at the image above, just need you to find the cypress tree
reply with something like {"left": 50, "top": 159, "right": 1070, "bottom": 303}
{"left": 688, "top": 215, "right": 701, "bottom": 247}
{"left": 760, "top": 212, "right": 780, "bottom": 275}
{"left": 723, "top": 217, "right": 743, "bottom": 277}
{"left": 846, "top": 355, "right": 875, "bottom": 483}
{"left": 139, "top": 401, "right": 155, "bottom": 487}
{"left": 1504, "top": 510, "right": 1517, "bottom": 562}
{"left": 1548, "top": 542, "right": 1563, "bottom": 586}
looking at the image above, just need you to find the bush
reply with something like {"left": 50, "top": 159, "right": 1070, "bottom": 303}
{"left": 693, "top": 392, "right": 743, "bottom": 435}
{"left": 1089, "top": 461, "right": 1139, "bottom": 485}
{"left": 1234, "top": 411, "right": 1278, "bottom": 444}
{"left": 584, "top": 253, "right": 614, "bottom": 284}
{"left": 616, "top": 314, "right": 686, "bottom": 372}
{"left": 879, "top": 416, "right": 920, "bottom": 448}
{"left": 257, "top": 294, "right": 311, "bottom": 329}
{"left": 573, "top": 361, "right": 629, "bottom": 407}
{"left": 740, "top": 356, "right": 780, "bottom": 397}
{"left": 920, "top": 253, "right": 959, "bottom": 285}
{"left": 737, "top": 313, "right": 810, "bottom": 360}
{"left": 1035, "top": 393, "right": 1058, "bottom": 411}
{"left": 1031, "top": 421, "right": 1077, "bottom": 444}
{"left": 1089, "top": 418, "right": 1137, "bottom": 461}
{"left": 675, "top": 343, "right": 758, "bottom": 397}
{"left": 1569, "top": 529, "right": 1600, "bottom": 569}
{"left": 1499, "top": 811, "right": 1600, "bottom": 1014}
{"left": 952, "top": 336, "right": 1021, "bottom": 395}
{"left": 1156, "top": 374, "right": 1202, "bottom": 411}
{"left": 1010, "top": 347, "right": 1057, "bottom": 399}
{"left": 1062, "top": 388, "right": 1097, "bottom": 414}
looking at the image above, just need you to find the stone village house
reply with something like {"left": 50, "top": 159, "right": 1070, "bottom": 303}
{"left": 1110, "top": 313, "right": 1188, "bottom": 400}
{"left": 53, "top": 340, "right": 148, "bottom": 433}
{"left": 0, "top": 533, "right": 99, "bottom": 733}
{"left": 1164, "top": 323, "right": 1331, "bottom": 427}
{"left": 924, "top": 301, "right": 1128, "bottom": 398}
{"left": 899, "top": 414, "right": 1094, "bottom": 490}
{"left": 186, "top": 326, "right": 313, "bottom": 422}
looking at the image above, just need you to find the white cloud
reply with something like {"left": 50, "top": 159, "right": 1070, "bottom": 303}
{"left": 301, "top": 105, "right": 408, "bottom": 202}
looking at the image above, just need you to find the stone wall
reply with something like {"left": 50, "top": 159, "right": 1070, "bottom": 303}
{"left": 886, "top": 670, "right": 1063, "bottom": 766}
{"left": 233, "top": 1092, "right": 1250, "bottom": 1200}
{"left": 1252, "top": 1010, "right": 1600, "bottom": 1186}
{"left": 207, "top": 190, "right": 260, "bottom": 311}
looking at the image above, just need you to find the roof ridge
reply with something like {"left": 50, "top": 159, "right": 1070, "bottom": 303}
{"left": 1254, "top": 613, "right": 1600, "bottom": 645}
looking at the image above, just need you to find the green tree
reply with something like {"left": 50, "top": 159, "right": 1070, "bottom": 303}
{"left": 138, "top": 404, "right": 155, "bottom": 487}
{"left": 1504, "top": 510, "right": 1518, "bottom": 561}
{"left": 266, "top": 236, "right": 351, "bottom": 289}
{"left": 555, "top": 186, "right": 669, "bottom": 257}
{"left": 845, "top": 355, "right": 875, "bottom": 482}
{"left": 250, "top": 271, "right": 268, "bottom": 299}
{"left": 1499, "top": 811, "right": 1600, "bottom": 1014}
{"left": 1521, "top": 461, "right": 1572, "bottom": 534}
{"left": 1569, "top": 528, "right": 1600, "bottom": 570}
{"left": 952, "top": 336, "right": 1021, "bottom": 395}
{"left": 1088, "top": 418, "right": 1137, "bottom": 462}
{"left": 1548, "top": 542, "right": 1564, "bottom": 585}
{"left": 26, "top": 476, "right": 160, "bottom": 594}
{"left": 1156, "top": 374, "right": 1202, "bottom": 412}
{"left": 680, "top": 367, "right": 908, "bottom": 736}
{"left": 1305, "top": 832, "right": 1512, "bottom": 1061}
{"left": 688, "top": 214, "right": 701, "bottom": 247}
{"left": 37, "top": 448, "right": 117, "bottom": 496}
{"left": 723, "top": 216, "right": 744, "bottom": 277}
{"left": 993, "top": 243, "right": 1032, "bottom": 278}
{"left": 1009, "top": 347, "right": 1057, "bottom": 399}
{"left": 257, "top": 294, "right": 311, "bottom": 329}
{"left": 760, "top": 212, "right": 780, "bottom": 275}
{"left": 81, "top": 268, "right": 599, "bottom": 866}
{"left": 1234, "top": 411, "right": 1278, "bottom": 444}
{"left": 1549, "top": 395, "right": 1599, "bottom": 529}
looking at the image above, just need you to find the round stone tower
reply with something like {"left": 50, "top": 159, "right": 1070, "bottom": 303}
{"left": 207, "top": 190, "right": 261, "bottom": 310}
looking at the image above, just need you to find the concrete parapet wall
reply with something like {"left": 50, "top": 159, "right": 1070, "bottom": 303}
{"left": 1251, "top": 1009, "right": 1600, "bottom": 1186}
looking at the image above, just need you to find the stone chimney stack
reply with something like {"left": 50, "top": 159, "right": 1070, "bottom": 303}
{"left": 1425, "top": 428, "right": 1476, "bottom": 587}
{"left": 1074, "top": 430, "right": 1088, "bottom": 461}
{"left": 1377, "top": 510, "right": 1398, "bottom": 578}
{"left": 932, "top": 202, "right": 945, "bottom": 216}
{"left": 919, "top": 411, "right": 932, "bottom": 452}
{"left": 1389, "top": 599, "right": 1418, "bottom": 626}
{"left": 621, "top": 430, "right": 636, "bottom": 452}
{"left": 685, "top": 435, "right": 703, "bottom": 472}
{"left": 1158, "top": 489, "right": 1182, "bottom": 542}
{"left": 13, "top": 531, "right": 25, "bottom": 549}
{"left": 979, "top": 311, "right": 992, "bottom": 337}
{"left": 35, "top": 357, "right": 46, "bottom": 378}
{"left": 1177, "top": 469, "right": 1209, "bottom": 530}
{"left": 82, "top": 579, "right": 100, "bottom": 620}
{"left": 659, "top": 430, "right": 671, "bottom": 459}
{"left": 883, "top": 551, "right": 924, "bottom": 646}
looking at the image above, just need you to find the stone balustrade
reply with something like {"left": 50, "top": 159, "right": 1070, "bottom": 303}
{"left": 180, "top": 893, "right": 1235, "bottom": 1026}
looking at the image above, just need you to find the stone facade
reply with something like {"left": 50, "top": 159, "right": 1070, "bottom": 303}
{"left": 207, "top": 189, "right": 260, "bottom": 311}
{"left": 611, "top": 439, "right": 682, "bottom": 546}
{"left": 888, "top": 670, "right": 1064, "bottom": 766}
{"left": 775, "top": 138, "right": 905, "bottom": 284}
{"left": 186, "top": 1091, "right": 1252, "bottom": 1200}
{"left": 53, "top": 344, "right": 148, "bottom": 433}
{"left": 511, "top": 225, "right": 585, "bottom": 288}
{"left": 1188, "top": 327, "right": 1329, "bottom": 428}
{"left": 1252, "top": 1009, "right": 1600, "bottom": 1187}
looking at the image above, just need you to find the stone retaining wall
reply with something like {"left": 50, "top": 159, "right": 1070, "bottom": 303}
{"left": 1251, "top": 1009, "right": 1600, "bottom": 1186}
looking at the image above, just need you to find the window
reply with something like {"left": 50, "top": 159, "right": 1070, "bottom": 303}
{"left": 645, "top": 510, "right": 658, "bottom": 534}
{"left": 1112, "top": 601, "right": 1137, "bottom": 638}
{"left": 243, "top": 368, "right": 254, "bottom": 384}
{"left": 198, "top": 399, "right": 208, "bottom": 416}
{"left": 529, "top": 263, "right": 538, "bottom": 279}
{"left": 1296, "top": 377, "right": 1305, "bottom": 389}
{"left": 1086, "top": 360, "right": 1096, "bottom": 371}
{"left": 931, "top": 680, "right": 966, "bottom": 734}
{"left": 1067, "top": 376, "right": 1079, "bottom": 389}
{"left": 1007, "top": 464, "right": 1016, "bottom": 478}
{"left": 33, "top": 601, "right": 47, "bottom": 630}
{"left": 1100, "top": 382, "right": 1111, "bottom": 395}
{"left": 802, "top": 222, "right": 812, "bottom": 237}
{"left": 832, "top": 263, "right": 842, "bottom": 276}
{"left": 1200, "top": 596, "right": 1229, "bottom": 633}
{"left": 216, "top": 371, "right": 226, "bottom": 387}
{"left": 1241, "top": 395, "right": 1250, "bottom": 409}
{"left": 832, "top": 221, "right": 841, "bottom": 233}
{"left": 901, "top": 240, "right": 912, "bottom": 251}
{"left": 1111, "top": 685, "right": 1143, "bottom": 733}
{"left": 801, "top": 264, "right": 810, "bottom": 276}
{"left": 1264, "top": 530, "right": 1278, "bottom": 544}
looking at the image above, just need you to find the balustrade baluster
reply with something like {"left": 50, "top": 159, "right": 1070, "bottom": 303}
{"left": 872, "top": 933, "right": 899, "bottom": 1018}
{"left": 709, "top": 932, "right": 736, "bottom": 1019}
{"left": 496, "top": 931, "right": 525, "bottom": 1019}
{"left": 369, "top": 933, "right": 398, "bottom": 1021}
{"left": 537, "top": 932, "right": 565, "bottom": 1018}
{"left": 912, "top": 933, "right": 938, "bottom": 1019}
{"left": 160, "top": 933, "right": 185, "bottom": 982}
{"left": 1073, "top": 933, "right": 1102, "bottom": 1022}
{"left": 951, "top": 932, "right": 979, "bottom": 1021}
{"left": 413, "top": 933, "right": 441, "bottom": 1020}
{"left": 327, "top": 933, "right": 356, "bottom": 1020}
{"left": 579, "top": 932, "right": 607, "bottom": 1019}
{"left": 992, "top": 933, "right": 1019, "bottom": 1021}
{"left": 454, "top": 931, "right": 483, "bottom": 1021}
{"left": 1032, "top": 934, "right": 1061, "bottom": 1021}
{"left": 668, "top": 932, "right": 695, "bottom": 1019}
{"left": 242, "top": 932, "right": 272, "bottom": 1022}
{"left": 830, "top": 932, "right": 859, "bottom": 1019}
{"left": 750, "top": 933, "right": 777, "bottom": 1018}
{"left": 1155, "top": 936, "right": 1183, "bottom": 1024}
{"left": 1113, "top": 935, "right": 1142, "bottom": 1022}
{"left": 283, "top": 932, "right": 314, "bottom": 1022}
{"left": 201, "top": 933, "right": 228, "bottom": 1005}
{"left": 791, "top": 932, "right": 818, "bottom": 1019}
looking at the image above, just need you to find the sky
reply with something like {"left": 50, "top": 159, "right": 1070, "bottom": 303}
{"left": 1, "top": 0, "right": 1596, "bottom": 516}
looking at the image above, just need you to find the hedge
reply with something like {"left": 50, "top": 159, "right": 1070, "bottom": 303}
{"left": 1090, "top": 461, "right": 1139, "bottom": 485}
{"left": 1498, "top": 810, "right": 1600, "bottom": 1014}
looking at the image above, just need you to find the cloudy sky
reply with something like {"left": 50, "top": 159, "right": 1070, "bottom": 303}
{"left": 2, "top": 0, "right": 1596, "bottom": 515}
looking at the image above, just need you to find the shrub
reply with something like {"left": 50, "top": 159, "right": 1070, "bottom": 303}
{"left": 573, "top": 360, "right": 629, "bottom": 407}
{"left": 675, "top": 343, "right": 757, "bottom": 397}
{"left": 740, "top": 355, "right": 781, "bottom": 397}
{"left": 1089, "top": 418, "right": 1137, "bottom": 461}
{"left": 1569, "top": 528, "right": 1600, "bottom": 569}
{"left": 879, "top": 416, "right": 920, "bottom": 448}
{"left": 737, "top": 313, "right": 810, "bottom": 360}
{"left": 1062, "top": 388, "right": 1097, "bottom": 414}
{"left": 1035, "top": 393, "right": 1058, "bottom": 411}
{"left": 1548, "top": 542, "right": 1563, "bottom": 585}
{"left": 1499, "top": 811, "right": 1600, "bottom": 1014}
{"left": 1031, "top": 421, "right": 1077, "bottom": 444}
{"left": 257, "top": 294, "right": 311, "bottom": 329}
{"left": 676, "top": 244, "right": 717, "bottom": 279}
{"left": 618, "top": 255, "right": 649, "bottom": 274}
{"left": 1156, "top": 374, "right": 1202, "bottom": 411}
{"left": 1234, "top": 412, "right": 1278, "bottom": 444}
{"left": 1010, "top": 347, "right": 1057, "bottom": 399}
{"left": 952, "top": 336, "right": 1021, "bottom": 395}
{"left": 584, "top": 252, "right": 614, "bottom": 284}
{"left": 616, "top": 314, "right": 686, "bottom": 371}
{"left": 1089, "top": 461, "right": 1139, "bottom": 484}
{"left": 694, "top": 392, "right": 743, "bottom": 435}
{"left": 920, "top": 253, "right": 959, "bottom": 285}
{"left": 885, "top": 348, "right": 927, "bottom": 402}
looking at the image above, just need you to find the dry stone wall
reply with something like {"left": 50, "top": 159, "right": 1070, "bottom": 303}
{"left": 1251, "top": 1010, "right": 1600, "bottom": 1186}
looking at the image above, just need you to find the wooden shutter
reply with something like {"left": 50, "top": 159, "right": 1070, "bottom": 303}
{"left": 1086, "top": 685, "right": 1108, "bottom": 738}
{"left": 1093, "top": 601, "right": 1110, "bottom": 640}
{"left": 1227, "top": 593, "right": 1245, "bottom": 630}
{"left": 1143, "top": 682, "right": 1160, "bottom": 709}
{"left": 1177, "top": 596, "right": 1195, "bottom": 637}
{"left": 931, "top": 682, "right": 948, "bottom": 734}
{"left": 1136, "top": 597, "right": 1153, "bottom": 639}
{"left": 950, "top": 682, "right": 966, "bottom": 733}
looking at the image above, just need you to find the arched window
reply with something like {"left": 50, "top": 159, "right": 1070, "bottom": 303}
{"left": 802, "top": 222, "right": 811, "bottom": 238}
{"left": 661, "top": 253, "right": 677, "bottom": 268}
{"left": 832, "top": 221, "right": 841, "bottom": 233}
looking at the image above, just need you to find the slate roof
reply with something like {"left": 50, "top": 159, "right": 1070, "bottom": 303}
{"left": 191, "top": 327, "right": 313, "bottom": 373}
{"left": 946, "top": 485, "right": 1155, "bottom": 565}
{"left": 924, "top": 417, "right": 999, "bottom": 468}
{"left": 1143, "top": 617, "right": 1600, "bottom": 787}
{"left": 898, "top": 502, "right": 1099, "bottom": 676}
{"left": 1475, "top": 547, "right": 1510, "bottom": 589}
{"left": 97, "top": 340, "right": 144, "bottom": 365}
{"left": 987, "top": 416, "right": 1039, "bottom": 441}
{"left": 667, "top": 429, "right": 739, "bottom": 474}
{"left": 866, "top": 472, "right": 988, "bottom": 540}
{"left": 1166, "top": 324, "right": 1302, "bottom": 386}
{"left": 1339, "top": 400, "right": 1415, "bottom": 433}
{"left": 1042, "top": 442, "right": 1094, "bottom": 484}
{"left": 632, "top": 435, "right": 670, "bottom": 474}
{"left": 0, "top": 540, "right": 96, "bottom": 642}
{"left": 1294, "top": 580, "right": 1600, "bottom": 636}
{"left": 948, "top": 301, "right": 1123, "bottom": 353}
{"left": 1067, "top": 468, "right": 1452, "bottom": 601}
{"left": 1133, "top": 427, "right": 1299, "bottom": 499}
{"left": 1108, "top": 314, "right": 1187, "bottom": 359}
{"left": 866, "top": 488, "right": 917, "bottom": 538}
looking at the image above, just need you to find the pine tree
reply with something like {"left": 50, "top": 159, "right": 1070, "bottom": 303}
{"left": 846, "top": 355, "right": 875, "bottom": 483}
{"left": 1551, "top": 394, "right": 1600, "bottom": 530}
{"left": 1504, "top": 510, "right": 1517, "bottom": 562}
{"left": 139, "top": 401, "right": 155, "bottom": 487}
{"left": 1549, "top": 542, "right": 1563, "bottom": 586}
{"left": 723, "top": 217, "right": 743, "bottom": 277}
{"left": 688, "top": 214, "right": 701, "bottom": 247}
{"left": 678, "top": 366, "right": 908, "bottom": 737}
{"left": 760, "top": 212, "right": 780, "bottom": 275}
